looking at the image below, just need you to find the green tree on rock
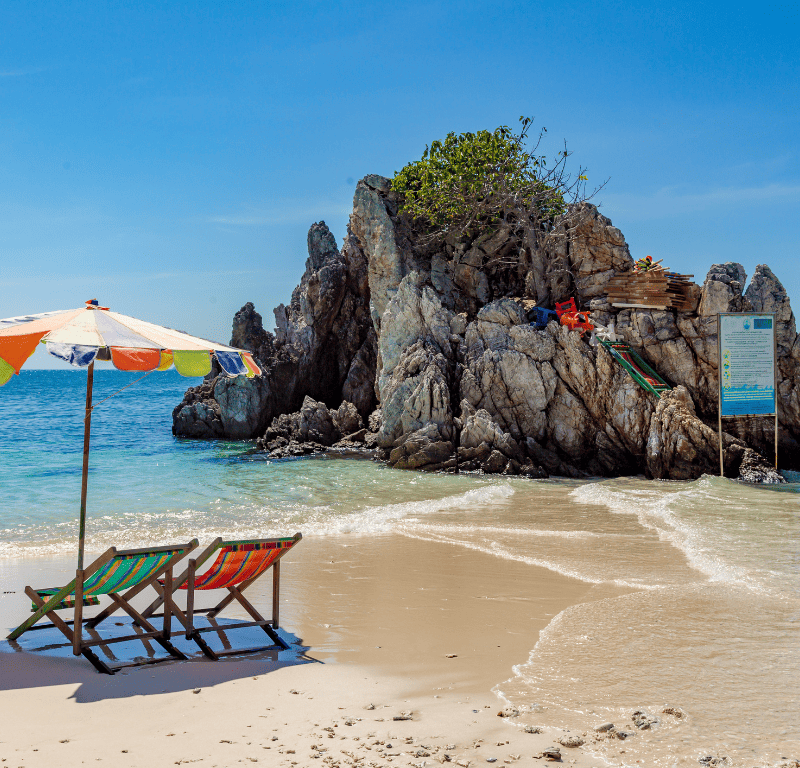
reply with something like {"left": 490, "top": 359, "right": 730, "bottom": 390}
{"left": 391, "top": 117, "right": 603, "bottom": 265}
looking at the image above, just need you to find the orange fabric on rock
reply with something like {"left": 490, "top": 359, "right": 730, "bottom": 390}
{"left": 0, "top": 332, "right": 47, "bottom": 373}
{"left": 110, "top": 347, "right": 161, "bottom": 371}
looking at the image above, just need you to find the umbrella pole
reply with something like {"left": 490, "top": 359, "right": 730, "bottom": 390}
{"left": 77, "top": 361, "right": 94, "bottom": 571}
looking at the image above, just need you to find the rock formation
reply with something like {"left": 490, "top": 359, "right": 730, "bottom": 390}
{"left": 173, "top": 175, "right": 798, "bottom": 483}
{"left": 173, "top": 221, "right": 376, "bottom": 439}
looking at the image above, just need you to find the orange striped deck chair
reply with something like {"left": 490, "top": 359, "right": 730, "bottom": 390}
{"left": 141, "top": 533, "right": 302, "bottom": 659}
{"left": 7, "top": 540, "right": 198, "bottom": 674}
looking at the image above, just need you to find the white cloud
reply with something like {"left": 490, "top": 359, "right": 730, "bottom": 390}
{"left": 600, "top": 183, "right": 800, "bottom": 220}
{"left": 0, "top": 66, "right": 45, "bottom": 77}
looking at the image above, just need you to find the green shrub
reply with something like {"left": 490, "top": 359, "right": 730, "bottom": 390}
{"left": 392, "top": 117, "right": 588, "bottom": 244}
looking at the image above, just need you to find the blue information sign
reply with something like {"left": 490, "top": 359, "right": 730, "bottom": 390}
{"left": 718, "top": 313, "right": 776, "bottom": 417}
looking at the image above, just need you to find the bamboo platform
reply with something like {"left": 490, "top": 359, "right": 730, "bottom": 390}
{"left": 605, "top": 271, "right": 694, "bottom": 311}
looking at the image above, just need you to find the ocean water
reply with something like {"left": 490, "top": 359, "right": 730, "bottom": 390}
{"left": 0, "top": 370, "right": 798, "bottom": 766}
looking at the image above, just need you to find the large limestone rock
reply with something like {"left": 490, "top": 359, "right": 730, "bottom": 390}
{"left": 174, "top": 174, "right": 797, "bottom": 482}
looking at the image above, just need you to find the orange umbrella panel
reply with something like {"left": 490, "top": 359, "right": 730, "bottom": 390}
{"left": 0, "top": 332, "right": 48, "bottom": 375}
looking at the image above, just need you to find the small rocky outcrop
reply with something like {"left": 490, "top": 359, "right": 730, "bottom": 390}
{"left": 646, "top": 386, "right": 783, "bottom": 483}
{"left": 173, "top": 174, "right": 798, "bottom": 483}
{"left": 173, "top": 220, "right": 376, "bottom": 439}
{"left": 255, "top": 396, "right": 370, "bottom": 458}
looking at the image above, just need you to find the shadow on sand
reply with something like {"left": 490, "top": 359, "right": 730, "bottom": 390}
{"left": 0, "top": 616, "right": 320, "bottom": 703}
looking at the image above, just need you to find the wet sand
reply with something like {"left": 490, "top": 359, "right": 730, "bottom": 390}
{"left": 0, "top": 535, "right": 614, "bottom": 767}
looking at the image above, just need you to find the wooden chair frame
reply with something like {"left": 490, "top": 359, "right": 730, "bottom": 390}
{"left": 141, "top": 533, "right": 302, "bottom": 660}
{"left": 7, "top": 540, "right": 198, "bottom": 674}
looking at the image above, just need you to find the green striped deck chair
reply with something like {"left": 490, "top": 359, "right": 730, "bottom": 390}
{"left": 141, "top": 533, "right": 302, "bottom": 660}
{"left": 7, "top": 540, "right": 198, "bottom": 674}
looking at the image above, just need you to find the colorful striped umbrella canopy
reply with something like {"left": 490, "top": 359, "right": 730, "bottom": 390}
{"left": 0, "top": 299, "right": 262, "bottom": 570}
{"left": 0, "top": 299, "right": 261, "bottom": 383}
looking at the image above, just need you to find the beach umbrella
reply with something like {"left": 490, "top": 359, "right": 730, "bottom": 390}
{"left": 0, "top": 299, "right": 262, "bottom": 570}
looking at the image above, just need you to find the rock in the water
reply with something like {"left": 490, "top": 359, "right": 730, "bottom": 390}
{"left": 174, "top": 220, "right": 376, "bottom": 439}
{"left": 647, "top": 386, "right": 783, "bottom": 483}
{"left": 173, "top": 175, "right": 800, "bottom": 482}
{"left": 256, "top": 396, "right": 367, "bottom": 455}
{"left": 332, "top": 401, "right": 363, "bottom": 437}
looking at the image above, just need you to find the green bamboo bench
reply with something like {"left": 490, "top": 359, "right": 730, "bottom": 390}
{"left": 7, "top": 540, "right": 198, "bottom": 674}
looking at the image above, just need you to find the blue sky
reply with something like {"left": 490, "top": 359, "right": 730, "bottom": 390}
{"left": 1, "top": 0, "right": 798, "bottom": 367}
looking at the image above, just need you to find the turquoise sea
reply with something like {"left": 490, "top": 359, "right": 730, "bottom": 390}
{"left": 0, "top": 369, "right": 798, "bottom": 767}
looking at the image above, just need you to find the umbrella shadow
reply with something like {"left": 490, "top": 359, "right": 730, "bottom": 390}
{"left": 0, "top": 617, "right": 321, "bottom": 703}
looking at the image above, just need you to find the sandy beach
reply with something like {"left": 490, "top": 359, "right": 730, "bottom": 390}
{"left": 0, "top": 535, "right": 617, "bottom": 768}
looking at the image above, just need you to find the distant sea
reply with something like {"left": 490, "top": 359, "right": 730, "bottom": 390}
{"left": 1, "top": 369, "right": 798, "bottom": 766}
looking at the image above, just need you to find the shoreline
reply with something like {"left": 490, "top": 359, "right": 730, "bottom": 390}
{"left": 0, "top": 534, "right": 611, "bottom": 767}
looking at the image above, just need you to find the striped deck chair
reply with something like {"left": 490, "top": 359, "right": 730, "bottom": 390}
{"left": 141, "top": 533, "right": 302, "bottom": 660}
{"left": 7, "top": 540, "right": 198, "bottom": 674}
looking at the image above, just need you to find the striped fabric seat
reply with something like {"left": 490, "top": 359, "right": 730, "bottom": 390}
{"left": 143, "top": 533, "right": 302, "bottom": 661}
{"left": 37, "top": 551, "right": 174, "bottom": 604}
{"left": 182, "top": 538, "right": 298, "bottom": 591}
{"left": 32, "top": 595, "right": 101, "bottom": 611}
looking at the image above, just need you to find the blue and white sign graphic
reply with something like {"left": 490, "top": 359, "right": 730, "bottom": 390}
{"left": 719, "top": 313, "right": 776, "bottom": 417}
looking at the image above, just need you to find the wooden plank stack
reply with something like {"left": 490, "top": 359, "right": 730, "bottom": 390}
{"left": 605, "top": 270, "right": 695, "bottom": 311}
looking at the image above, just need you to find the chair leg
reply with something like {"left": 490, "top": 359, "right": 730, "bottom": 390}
{"left": 272, "top": 560, "right": 280, "bottom": 629}
{"left": 25, "top": 589, "right": 75, "bottom": 644}
{"left": 185, "top": 559, "right": 196, "bottom": 639}
{"left": 163, "top": 567, "right": 172, "bottom": 641}
{"left": 24, "top": 590, "right": 117, "bottom": 674}
{"left": 227, "top": 585, "right": 288, "bottom": 650}
{"left": 107, "top": 593, "right": 188, "bottom": 661}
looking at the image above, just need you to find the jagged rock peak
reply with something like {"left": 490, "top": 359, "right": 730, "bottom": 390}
{"left": 231, "top": 302, "right": 274, "bottom": 366}
{"left": 307, "top": 221, "right": 340, "bottom": 270}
